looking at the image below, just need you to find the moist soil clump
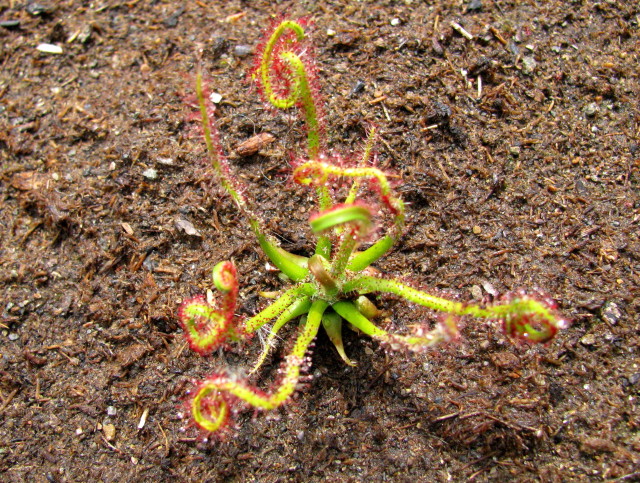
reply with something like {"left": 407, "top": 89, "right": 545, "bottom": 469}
{"left": 1, "top": 1, "right": 638, "bottom": 481}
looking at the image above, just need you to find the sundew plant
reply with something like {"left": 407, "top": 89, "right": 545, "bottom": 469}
{"left": 178, "top": 19, "right": 568, "bottom": 434}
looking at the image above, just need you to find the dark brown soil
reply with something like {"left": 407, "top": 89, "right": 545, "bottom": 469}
{"left": 1, "top": 1, "right": 639, "bottom": 481}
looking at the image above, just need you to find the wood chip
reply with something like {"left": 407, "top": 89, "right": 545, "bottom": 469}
{"left": 235, "top": 132, "right": 275, "bottom": 157}
{"left": 121, "top": 222, "right": 134, "bottom": 235}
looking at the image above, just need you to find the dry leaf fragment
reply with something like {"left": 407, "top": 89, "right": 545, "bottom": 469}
{"left": 175, "top": 217, "right": 202, "bottom": 237}
{"left": 235, "top": 132, "right": 275, "bottom": 157}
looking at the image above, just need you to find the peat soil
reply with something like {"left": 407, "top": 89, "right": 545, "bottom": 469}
{"left": 1, "top": 1, "right": 639, "bottom": 481}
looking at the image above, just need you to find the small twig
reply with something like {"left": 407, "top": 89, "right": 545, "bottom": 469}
{"left": 157, "top": 421, "right": 170, "bottom": 457}
{"left": 432, "top": 411, "right": 460, "bottom": 422}
{"left": 611, "top": 472, "right": 640, "bottom": 482}
{"left": 101, "top": 435, "right": 123, "bottom": 453}
{"left": 451, "top": 22, "right": 474, "bottom": 41}
{"left": 488, "top": 25, "right": 507, "bottom": 46}
{"left": 0, "top": 388, "right": 19, "bottom": 413}
{"left": 20, "top": 221, "right": 43, "bottom": 245}
{"left": 35, "top": 376, "right": 51, "bottom": 402}
{"left": 368, "top": 95, "right": 387, "bottom": 105}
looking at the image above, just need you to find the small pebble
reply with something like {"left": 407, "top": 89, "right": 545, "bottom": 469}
{"left": 467, "top": 0, "right": 483, "bottom": 11}
{"left": 473, "top": 225, "right": 482, "bottom": 235}
{"left": 390, "top": 18, "right": 400, "bottom": 26}
{"left": 580, "top": 333, "right": 596, "bottom": 346}
{"left": 163, "top": 7, "right": 184, "bottom": 28}
{"left": 350, "top": 80, "right": 366, "bottom": 96}
{"left": 373, "top": 38, "right": 386, "bottom": 49}
{"left": 521, "top": 56, "right": 537, "bottom": 75}
{"left": 584, "top": 102, "right": 599, "bottom": 117}
{"left": 209, "top": 92, "right": 222, "bottom": 104}
{"left": 508, "top": 40, "right": 520, "bottom": 57}
{"left": 210, "top": 37, "right": 228, "bottom": 58}
{"left": 601, "top": 301, "right": 621, "bottom": 325}
{"left": 103, "top": 423, "right": 116, "bottom": 441}
{"left": 8, "top": 333, "right": 19, "bottom": 341}
{"left": 326, "top": 29, "right": 336, "bottom": 37}
{"left": 175, "top": 217, "right": 202, "bottom": 237}
{"left": 36, "top": 43, "right": 63, "bottom": 55}
{"left": 106, "top": 406, "right": 117, "bottom": 416}
{"left": 481, "top": 280, "right": 498, "bottom": 296}
{"left": 142, "top": 168, "right": 158, "bottom": 180}
{"left": 78, "top": 24, "right": 92, "bottom": 44}
{"left": 234, "top": 44, "right": 253, "bottom": 57}
{"left": 27, "top": 3, "right": 54, "bottom": 16}
{"left": 0, "top": 20, "right": 20, "bottom": 29}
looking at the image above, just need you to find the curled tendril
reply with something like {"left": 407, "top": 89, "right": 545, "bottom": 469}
{"left": 259, "top": 20, "right": 306, "bottom": 109}
{"left": 293, "top": 161, "right": 405, "bottom": 222}
{"left": 257, "top": 19, "right": 320, "bottom": 159}
{"left": 212, "top": 260, "right": 236, "bottom": 292}
{"left": 177, "top": 261, "right": 239, "bottom": 355}
{"left": 310, "top": 203, "right": 374, "bottom": 283}
{"left": 292, "top": 162, "right": 328, "bottom": 186}
{"left": 191, "top": 382, "right": 230, "bottom": 433}
{"left": 492, "top": 291, "right": 569, "bottom": 343}
{"left": 189, "top": 302, "right": 325, "bottom": 433}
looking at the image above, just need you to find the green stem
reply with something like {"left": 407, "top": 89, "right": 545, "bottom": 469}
{"left": 250, "top": 296, "right": 312, "bottom": 374}
{"left": 331, "top": 228, "right": 359, "bottom": 280}
{"left": 251, "top": 220, "right": 309, "bottom": 282}
{"left": 346, "top": 235, "right": 395, "bottom": 273}
{"left": 294, "top": 161, "right": 406, "bottom": 273}
{"left": 314, "top": 235, "right": 332, "bottom": 259}
{"left": 197, "top": 71, "right": 250, "bottom": 214}
{"left": 332, "top": 300, "right": 447, "bottom": 348}
{"left": 309, "top": 204, "right": 372, "bottom": 280}
{"left": 344, "top": 276, "right": 466, "bottom": 314}
{"left": 308, "top": 254, "right": 339, "bottom": 298}
{"left": 198, "top": 71, "right": 309, "bottom": 282}
{"left": 243, "top": 283, "right": 316, "bottom": 333}
{"left": 343, "top": 276, "right": 563, "bottom": 343}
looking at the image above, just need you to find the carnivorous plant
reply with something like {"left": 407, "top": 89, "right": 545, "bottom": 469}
{"left": 178, "top": 19, "right": 568, "bottom": 434}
